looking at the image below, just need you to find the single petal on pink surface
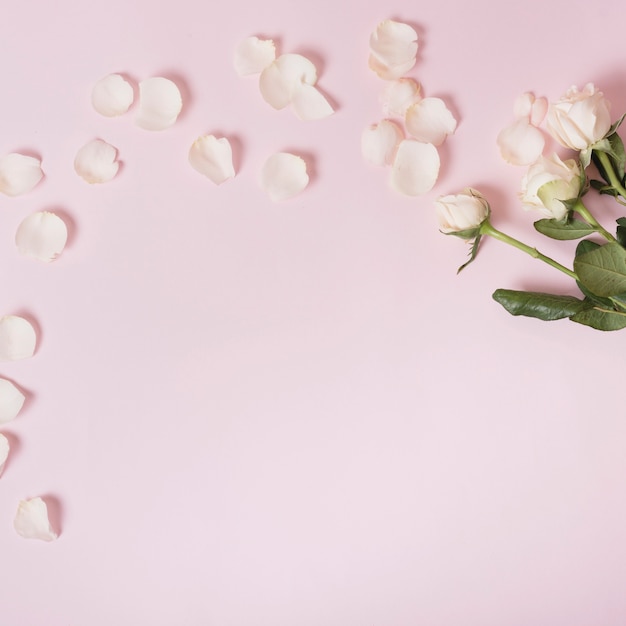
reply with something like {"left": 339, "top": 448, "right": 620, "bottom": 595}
{"left": 135, "top": 77, "right": 182, "bottom": 130}
{"left": 291, "top": 84, "right": 334, "bottom": 120}
{"left": 0, "top": 434, "right": 8, "bottom": 477}
{"left": 405, "top": 97, "right": 457, "bottom": 146}
{"left": 514, "top": 92, "right": 548, "bottom": 126}
{"left": 14, "top": 497, "right": 58, "bottom": 542}
{"left": 15, "top": 211, "right": 68, "bottom": 263}
{"left": 259, "top": 53, "right": 317, "bottom": 110}
{"left": 74, "top": 139, "right": 119, "bottom": 184}
{"left": 390, "top": 139, "right": 440, "bottom": 195}
{"left": 368, "top": 19, "right": 418, "bottom": 80}
{"left": 0, "top": 154, "right": 44, "bottom": 197}
{"left": 380, "top": 78, "right": 421, "bottom": 117}
{"left": 260, "top": 152, "right": 309, "bottom": 201}
{"left": 234, "top": 36, "right": 276, "bottom": 76}
{"left": 91, "top": 74, "right": 134, "bottom": 117}
{"left": 188, "top": 135, "right": 235, "bottom": 184}
{"left": 0, "top": 378, "right": 26, "bottom": 424}
{"left": 361, "top": 119, "right": 404, "bottom": 166}
{"left": 497, "top": 118, "right": 545, "bottom": 165}
{"left": 0, "top": 316, "right": 36, "bottom": 362}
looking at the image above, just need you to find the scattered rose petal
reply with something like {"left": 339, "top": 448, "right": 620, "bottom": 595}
{"left": 291, "top": 84, "right": 334, "bottom": 120}
{"left": 15, "top": 211, "right": 68, "bottom": 263}
{"left": 0, "top": 378, "right": 26, "bottom": 424}
{"left": 497, "top": 118, "right": 545, "bottom": 165}
{"left": 380, "top": 78, "right": 421, "bottom": 117}
{"left": 405, "top": 97, "right": 457, "bottom": 146}
{"left": 514, "top": 92, "right": 548, "bottom": 126}
{"left": 260, "top": 152, "right": 309, "bottom": 201}
{"left": 259, "top": 53, "right": 318, "bottom": 110}
{"left": 0, "top": 316, "right": 36, "bottom": 361}
{"left": 368, "top": 19, "right": 418, "bottom": 80}
{"left": 14, "top": 497, "right": 58, "bottom": 542}
{"left": 234, "top": 36, "right": 276, "bottom": 76}
{"left": 188, "top": 135, "right": 235, "bottom": 185}
{"left": 135, "top": 77, "right": 182, "bottom": 130}
{"left": 91, "top": 74, "right": 134, "bottom": 117}
{"left": 0, "top": 434, "right": 8, "bottom": 477}
{"left": 361, "top": 119, "right": 404, "bottom": 166}
{"left": 0, "top": 154, "right": 44, "bottom": 197}
{"left": 390, "top": 139, "right": 440, "bottom": 196}
{"left": 74, "top": 139, "right": 119, "bottom": 184}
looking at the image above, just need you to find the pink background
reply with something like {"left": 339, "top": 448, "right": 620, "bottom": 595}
{"left": 1, "top": 0, "right": 626, "bottom": 624}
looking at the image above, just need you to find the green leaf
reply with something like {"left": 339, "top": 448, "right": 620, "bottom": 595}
{"left": 592, "top": 130, "right": 626, "bottom": 185}
{"left": 576, "top": 282, "right": 615, "bottom": 308}
{"left": 609, "top": 293, "right": 626, "bottom": 311}
{"left": 492, "top": 289, "right": 588, "bottom": 321}
{"left": 533, "top": 218, "right": 595, "bottom": 240}
{"left": 574, "top": 241, "right": 626, "bottom": 296}
{"left": 616, "top": 217, "right": 626, "bottom": 248}
{"left": 575, "top": 239, "right": 600, "bottom": 257}
{"left": 570, "top": 306, "right": 626, "bottom": 331}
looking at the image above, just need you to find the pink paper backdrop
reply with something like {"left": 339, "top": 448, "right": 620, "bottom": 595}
{"left": 1, "top": 0, "right": 626, "bottom": 624}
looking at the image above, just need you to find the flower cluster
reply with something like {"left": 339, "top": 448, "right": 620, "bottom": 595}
{"left": 437, "top": 83, "right": 626, "bottom": 331}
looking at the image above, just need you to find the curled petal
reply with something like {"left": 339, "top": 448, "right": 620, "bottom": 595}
{"left": 291, "top": 84, "right": 334, "bottom": 120}
{"left": 260, "top": 152, "right": 309, "bottom": 201}
{"left": 405, "top": 97, "right": 457, "bottom": 146}
{"left": 234, "top": 36, "right": 276, "bottom": 76}
{"left": 390, "top": 140, "right": 440, "bottom": 196}
{"left": 497, "top": 118, "right": 545, "bottom": 165}
{"left": 16, "top": 211, "right": 68, "bottom": 263}
{"left": 135, "top": 77, "right": 182, "bottom": 131}
{"left": 188, "top": 135, "right": 235, "bottom": 185}
{"left": 0, "top": 154, "right": 44, "bottom": 197}
{"left": 369, "top": 19, "right": 418, "bottom": 80}
{"left": 259, "top": 53, "right": 317, "bottom": 110}
{"left": 74, "top": 139, "right": 119, "bottom": 183}
{"left": 0, "top": 316, "right": 36, "bottom": 361}
{"left": 14, "top": 497, "right": 58, "bottom": 542}
{"left": 380, "top": 78, "right": 421, "bottom": 117}
{"left": 0, "top": 378, "right": 26, "bottom": 424}
{"left": 361, "top": 119, "right": 404, "bottom": 166}
{"left": 0, "top": 434, "right": 8, "bottom": 477}
{"left": 91, "top": 74, "right": 134, "bottom": 117}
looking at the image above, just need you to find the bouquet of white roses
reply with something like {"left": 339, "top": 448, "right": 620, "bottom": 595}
{"left": 438, "top": 83, "right": 626, "bottom": 331}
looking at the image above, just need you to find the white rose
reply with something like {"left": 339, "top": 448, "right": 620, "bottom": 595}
{"left": 520, "top": 154, "right": 581, "bottom": 220}
{"left": 546, "top": 83, "right": 612, "bottom": 150}
{"left": 435, "top": 188, "right": 490, "bottom": 234}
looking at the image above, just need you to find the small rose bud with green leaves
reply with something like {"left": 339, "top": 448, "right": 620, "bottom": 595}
{"left": 435, "top": 188, "right": 490, "bottom": 238}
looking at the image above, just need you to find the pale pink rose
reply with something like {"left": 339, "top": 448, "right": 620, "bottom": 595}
{"left": 435, "top": 188, "right": 490, "bottom": 234}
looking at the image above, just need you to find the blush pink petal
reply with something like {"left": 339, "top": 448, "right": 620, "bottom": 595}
{"left": 0, "top": 316, "right": 37, "bottom": 362}
{"left": 91, "top": 74, "right": 134, "bottom": 117}
{"left": 405, "top": 97, "right": 457, "bottom": 146}
{"left": 135, "top": 77, "right": 182, "bottom": 131}
{"left": 291, "top": 84, "right": 334, "bottom": 120}
{"left": 0, "top": 154, "right": 44, "bottom": 197}
{"left": 361, "top": 120, "right": 404, "bottom": 166}
{"left": 369, "top": 19, "right": 418, "bottom": 80}
{"left": 380, "top": 78, "right": 421, "bottom": 117}
{"left": 234, "top": 36, "right": 276, "bottom": 76}
{"left": 15, "top": 211, "right": 68, "bottom": 263}
{"left": 14, "top": 497, "right": 58, "bottom": 542}
{"left": 260, "top": 152, "right": 309, "bottom": 201}
{"left": 0, "top": 434, "right": 8, "bottom": 477}
{"left": 74, "top": 139, "right": 119, "bottom": 183}
{"left": 259, "top": 53, "right": 318, "bottom": 110}
{"left": 188, "top": 135, "right": 235, "bottom": 185}
{"left": 0, "top": 378, "right": 26, "bottom": 424}
{"left": 497, "top": 118, "right": 545, "bottom": 165}
{"left": 390, "top": 140, "right": 440, "bottom": 196}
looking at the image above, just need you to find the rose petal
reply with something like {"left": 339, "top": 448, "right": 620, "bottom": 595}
{"left": 135, "top": 77, "right": 182, "bottom": 131}
{"left": 188, "top": 135, "right": 235, "bottom": 185}
{"left": 74, "top": 139, "right": 119, "bottom": 184}
{"left": 16, "top": 211, "right": 68, "bottom": 263}
{"left": 369, "top": 19, "right": 418, "bottom": 80}
{"left": 0, "top": 378, "right": 26, "bottom": 424}
{"left": 260, "top": 152, "right": 309, "bottom": 201}
{"left": 0, "top": 316, "right": 36, "bottom": 361}
{"left": 234, "top": 36, "right": 276, "bottom": 76}
{"left": 259, "top": 53, "right": 317, "bottom": 110}
{"left": 361, "top": 119, "right": 404, "bottom": 166}
{"left": 91, "top": 74, "right": 134, "bottom": 117}
{"left": 0, "top": 434, "right": 8, "bottom": 477}
{"left": 390, "top": 139, "right": 440, "bottom": 196}
{"left": 405, "top": 97, "right": 457, "bottom": 146}
{"left": 514, "top": 92, "right": 548, "bottom": 126}
{"left": 380, "top": 78, "right": 421, "bottom": 117}
{"left": 497, "top": 118, "right": 545, "bottom": 165}
{"left": 0, "top": 154, "right": 44, "bottom": 197}
{"left": 291, "top": 84, "right": 334, "bottom": 120}
{"left": 14, "top": 497, "right": 58, "bottom": 542}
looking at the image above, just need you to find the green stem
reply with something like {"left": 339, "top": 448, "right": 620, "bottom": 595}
{"left": 573, "top": 199, "right": 616, "bottom": 242}
{"left": 596, "top": 150, "right": 626, "bottom": 200}
{"left": 480, "top": 221, "right": 578, "bottom": 280}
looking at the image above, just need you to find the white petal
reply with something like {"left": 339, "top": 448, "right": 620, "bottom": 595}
{"left": 291, "top": 84, "right": 334, "bottom": 120}
{"left": 0, "top": 154, "right": 44, "bottom": 197}
{"left": 0, "top": 378, "right": 26, "bottom": 424}
{"left": 74, "top": 139, "right": 119, "bottom": 184}
{"left": 234, "top": 36, "right": 276, "bottom": 76}
{"left": 91, "top": 74, "right": 134, "bottom": 117}
{"left": 188, "top": 135, "right": 235, "bottom": 185}
{"left": 16, "top": 211, "right": 68, "bottom": 263}
{"left": 135, "top": 77, "right": 182, "bottom": 130}
{"left": 0, "top": 434, "right": 8, "bottom": 477}
{"left": 390, "top": 140, "right": 440, "bottom": 196}
{"left": 361, "top": 119, "right": 404, "bottom": 166}
{"left": 0, "top": 316, "right": 36, "bottom": 361}
{"left": 380, "top": 78, "right": 421, "bottom": 117}
{"left": 513, "top": 92, "right": 548, "bottom": 126}
{"left": 260, "top": 152, "right": 309, "bottom": 201}
{"left": 405, "top": 97, "right": 457, "bottom": 146}
{"left": 369, "top": 19, "right": 418, "bottom": 80}
{"left": 497, "top": 118, "right": 545, "bottom": 165}
{"left": 14, "top": 497, "right": 58, "bottom": 542}
{"left": 259, "top": 53, "right": 317, "bottom": 110}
